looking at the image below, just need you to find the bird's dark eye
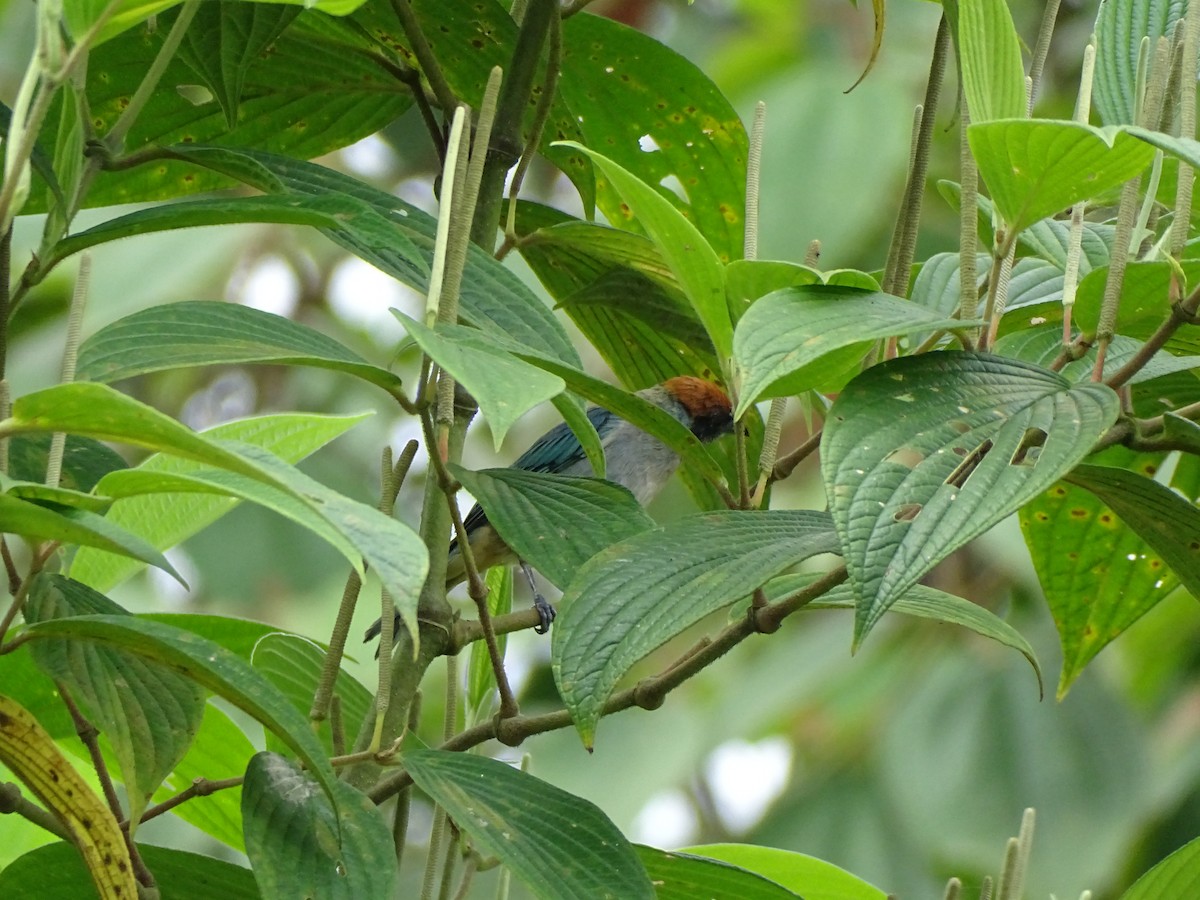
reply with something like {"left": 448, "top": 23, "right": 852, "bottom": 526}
{"left": 691, "top": 410, "right": 734, "bottom": 442}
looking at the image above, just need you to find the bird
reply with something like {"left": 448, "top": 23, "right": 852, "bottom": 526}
{"left": 364, "top": 376, "right": 734, "bottom": 643}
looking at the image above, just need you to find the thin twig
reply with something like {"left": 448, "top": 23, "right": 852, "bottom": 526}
{"left": 0, "top": 781, "right": 70, "bottom": 840}
{"left": 389, "top": 0, "right": 459, "bottom": 116}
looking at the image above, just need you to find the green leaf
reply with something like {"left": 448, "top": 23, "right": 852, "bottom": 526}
{"left": 995, "top": 325, "right": 1200, "bottom": 386}
{"left": 23, "top": 615, "right": 337, "bottom": 792}
{"left": 1066, "top": 463, "right": 1200, "bottom": 599}
{"left": 732, "top": 286, "right": 979, "bottom": 418}
{"left": 251, "top": 633, "right": 372, "bottom": 758}
{"left": 1094, "top": 0, "right": 1188, "bottom": 126}
{"left": 634, "top": 846, "right": 802, "bottom": 900}
{"left": 451, "top": 467, "right": 656, "bottom": 589}
{"left": 0, "top": 474, "right": 111, "bottom": 512}
{"left": 71, "top": 412, "right": 367, "bottom": 591}
{"left": 968, "top": 120, "right": 1156, "bottom": 232}
{"left": 466, "top": 566, "right": 513, "bottom": 723}
{"left": 394, "top": 313, "right": 564, "bottom": 450}
{"left": 553, "top": 510, "right": 839, "bottom": 747}
{"left": 170, "top": 145, "right": 579, "bottom": 369}
{"left": 1020, "top": 451, "right": 1178, "bottom": 697}
{"left": 3, "top": 388, "right": 427, "bottom": 642}
{"left": 516, "top": 214, "right": 716, "bottom": 388}
{"left": 0, "top": 493, "right": 179, "bottom": 579}
{"left": 778, "top": 578, "right": 1043, "bottom": 696}
{"left": 0, "top": 842, "right": 260, "bottom": 900}
{"left": 403, "top": 749, "right": 653, "bottom": 900}
{"left": 1120, "top": 835, "right": 1200, "bottom": 900}
{"left": 177, "top": 3, "right": 301, "bottom": 128}
{"left": 76, "top": 299, "right": 404, "bottom": 392}
{"left": 24, "top": 575, "right": 206, "bottom": 828}
{"left": 6, "top": 434, "right": 127, "bottom": 493}
{"left": 242, "top": 752, "right": 395, "bottom": 899}
{"left": 559, "top": 142, "right": 732, "bottom": 361}
{"left": 138, "top": 613, "right": 280, "bottom": 660}
{"left": 559, "top": 13, "right": 747, "bottom": 261}
{"left": 167, "top": 441, "right": 429, "bottom": 645}
{"left": 38, "top": 6, "right": 410, "bottom": 211}
{"left": 957, "top": 0, "right": 1026, "bottom": 122}
{"left": 822, "top": 352, "right": 1120, "bottom": 645}
{"left": 156, "top": 702, "right": 255, "bottom": 851}
{"left": 683, "top": 844, "right": 888, "bottom": 900}
{"left": 1070, "top": 258, "right": 1200, "bottom": 339}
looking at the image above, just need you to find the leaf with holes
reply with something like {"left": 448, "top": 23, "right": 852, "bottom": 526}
{"left": 1020, "top": 451, "right": 1177, "bottom": 698}
{"left": 553, "top": 510, "right": 839, "bottom": 747}
{"left": 1065, "top": 463, "right": 1200, "bottom": 599}
{"left": 822, "top": 352, "right": 1120, "bottom": 645}
{"left": 404, "top": 750, "right": 653, "bottom": 900}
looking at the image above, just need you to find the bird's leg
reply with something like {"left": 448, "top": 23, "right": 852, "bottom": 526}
{"left": 520, "top": 561, "right": 555, "bottom": 634}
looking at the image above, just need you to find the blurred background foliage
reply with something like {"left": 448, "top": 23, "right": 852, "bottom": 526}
{"left": 2, "top": 0, "right": 1198, "bottom": 896}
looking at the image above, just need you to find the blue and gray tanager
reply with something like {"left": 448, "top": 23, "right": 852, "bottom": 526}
{"left": 366, "top": 376, "right": 733, "bottom": 641}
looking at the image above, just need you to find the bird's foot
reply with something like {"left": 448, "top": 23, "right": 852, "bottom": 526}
{"left": 533, "top": 593, "right": 556, "bottom": 635}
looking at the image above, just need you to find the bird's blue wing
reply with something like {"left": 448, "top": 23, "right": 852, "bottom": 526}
{"left": 458, "top": 406, "right": 615, "bottom": 541}
{"left": 512, "top": 405, "right": 616, "bottom": 474}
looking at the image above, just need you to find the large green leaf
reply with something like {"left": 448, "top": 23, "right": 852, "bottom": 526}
{"left": 394, "top": 313, "right": 564, "bottom": 450}
{"left": 1121, "top": 835, "right": 1200, "bottom": 900}
{"left": 2, "top": 388, "right": 428, "bottom": 642}
{"left": 76, "top": 300, "right": 404, "bottom": 392}
{"left": 97, "top": 441, "right": 429, "bottom": 644}
{"left": 251, "top": 633, "right": 372, "bottom": 758}
{"left": 6, "top": 434, "right": 127, "bottom": 492}
{"left": 1020, "top": 451, "right": 1177, "bottom": 697}
{"left": 242, "top": 752, "right": 395, "bottom": 899}
{"left": 0, "top": 842, "right": 260, "bottom": 900}
{"left": 1094, "top": 0, "right": 1188, "bottom": 126}
{"left": 561, "top": 143, "right": 732, "bottom": 361}
{"left": 683, "top": 844, "right": 888, "bottom": 900}
{"left": 1066, "top": 463, "right": 1200, "bottom": 599}
{"left": 1068, "top": 257, "right": 1200, "bottom": 339}
{"left": 403, "top": 749, "right": 653, "bottom": 900}
{"left": 558, "top": 13, "right": 748, "bottom": 261}
{"left": 516, "top": 213, "right": 715, "bottom": 389}
{"left": 968, "top": 120, "right": 1156, "bottom": 233}
{"left": 451, "top": 467, "right": 656, "bottom": 589}
{"left": 38, "top": 4, "right": 410, "bottom": 211}
{"left": 71, "top": 412, "right": 365, "bottom": 590}
{"left": 822, "top": 352, "right": 1120, "bottom": 644}
{"left": 634, "top": 846, "right": 802, "bottom": 900}
{"left": 0, "top": 492, "right": 178, "bottom": 578}
{"left": 732, "top": 287, "right": 978, "bottom": 418}
{"left": 24, "top": 574, "right": 206, "bottom": 828}
{"left": 957, "top": 0, "right": 1026, "bottom": 123}
{"left": 23, "top": 615, "right": 337, "bottom": 793}
{"left": 177, "top": 2, "right": 302, "bottom": 128}
{"left": 553, "top": 510, "right": 839, "bottom": 747}
{"left": 168, "top": 145, "right": 579, "bottom": 369}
